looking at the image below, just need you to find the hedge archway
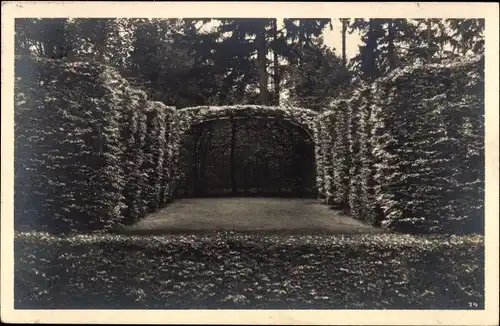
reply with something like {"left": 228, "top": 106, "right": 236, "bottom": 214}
{"left": 173, "top": 105, "right": 319, "bottom": 139}
{"left": 169, "top": 105, "right": 321, "bottom": 196}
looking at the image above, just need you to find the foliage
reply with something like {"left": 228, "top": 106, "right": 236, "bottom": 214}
{"left": 316, "top": 54, "right": 484, "bottom": 233}
{"left": 127, "top": 19, "right": 209, "bottom": 107}
{"left": 316, "top": 99, "right": 352, "bottom": 206}
{"left": 348, "top": 19, "right": 485, "bottom": 82}
{"left": 142, "top": 102, "right": 176, "bottom": 212}
{"left": 66, "top": 18, "right": 135, "bottom": 67}
{"left": 15, "top": 231, "right": 484, "bottom": 309}
{"left": 371, "top": 55, "right": 484, "bottom": 233}
{"left": 14, "top": 56, "right": 177, "bottom": 233}
{"left": 119, "top": 91, "right": 148, "bottom": 224}
{"left": 316, "top": 114, "right": 335, "bottom": 203}
{"left": 314, "top": 119, "right": 325, "bottom": 199}
{"left": 331, "top": 100, "right": 350, "bottom": 206}
{"left": 15, "top": 18, "right": 72, "bottom": 59}
{"left": 346, "top": 86, "right": 366, "bottom": 217}
{"left": 14, "top": 56, "right": 131, "bottom": 233}
{"left": 284, "top": 37, "right": 351, "bottom": 111}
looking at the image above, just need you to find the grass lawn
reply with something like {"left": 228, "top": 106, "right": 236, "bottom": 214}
{"left": 15, "top": 231, "right": 484, "bottom": 309}
{"left": 119, "top": 198, "right": 383, "bottom": 235}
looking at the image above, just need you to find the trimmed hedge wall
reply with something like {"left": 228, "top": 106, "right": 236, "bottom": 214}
{"left": 14, "top": 56, "right": 176, "bottom": 233}
{"left": 15, "top": 57, "right": 131, "bottom": 233}
{"left": 315, "top": 120, "right": 325, "bottom": 200}
{"left": 14, "top": 54, "right": 483, "bottom": 235}
{"left": 331, "top": 100, "right": 350, "bottom": 207}
{"left": 316, "top": 113, "right": 335, "bottom": 204}
{"left": 347, "top": 86, "right": 365, "bottom": 218}
{"left": 120, "top": 92, "right": 148, "bottom": 225}
{"left": 371, "top": 56, "right": 484, "bottom": 233}
{"left": 142, "top": 101, "right": 176, "bottom": 213}
{"left": 317, "top": 55, "right": 484, "bottom": 234}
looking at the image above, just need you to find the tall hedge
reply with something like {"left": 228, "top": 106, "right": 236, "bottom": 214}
{"left": 316, "top": 55, "right": 483, "bottom": 234}
{"left": 358, "top": 87, "right": 383, "bottom": 225}
{"left": 331, "top": 100, "right": 350, "bottom": 207}
{"left": 119, "top": 91, "right": 148, "bottom": 225}
{"left": 347, "top": 87, "right": 365, "bottom": 218}
{"left": 141, "top": 102, "right": 176, "bottom": 213}
{"left": 158, "top": 106, "right": 176, "bottom": 208}
{"left": 14, "top": 56, "right": 139, "bottom": 233}
{"left": 316, "top": 112, "right": 337, "bottom": 204}
{"left": 315, "top": 120, "right": 326, "bottom": 199}
{"left": 371, "top": 55, "right": 484, "bottom": 233}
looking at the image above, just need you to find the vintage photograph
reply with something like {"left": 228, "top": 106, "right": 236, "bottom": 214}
{"left": 2, "top": 2, "right": 497, "bottom": 323}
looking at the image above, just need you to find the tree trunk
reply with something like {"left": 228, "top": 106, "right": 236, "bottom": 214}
{"left": 427, "top": 19, "right": 433, "bottom": 63}
{"left": 387, "top": 20, "right": 396, "bottom": 70}
{"left": 439, "top": 23, "right": 446, "bottom": 62}
{"left": 257, "top": 22, "right": 269, "bottom": 105}
{"left": 459, "top": 21, "right": 467, "bottom": 55}
{"left": 95, "top": 19, "right": 108, "bottom": 63}
{"left": 341, "top": 18, "right": 348, "bottom": 68}
{"left": 230, "top": 117, "right": 237, "bottom": 194}
{"left": 298, "top": 19, "right": 305, "bottom": 68}
{"left": 365, "top": 19, "right": 377, "bottom": 80}
{"left": 273, "top": 19, "right": 280, "bottom": 105}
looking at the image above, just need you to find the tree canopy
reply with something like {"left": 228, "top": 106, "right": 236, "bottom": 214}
{"left": 15, "top": 17, "right": 484, "bottom": 108}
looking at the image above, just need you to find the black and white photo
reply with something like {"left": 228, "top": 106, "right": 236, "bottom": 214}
{"left": 1, "top": 2, "right": 498, "bottom": 325}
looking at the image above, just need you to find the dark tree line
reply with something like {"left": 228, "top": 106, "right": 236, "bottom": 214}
{"left": 347, "top": 18, "right": 484, "bottom": 83}
{"left": 15, "top": 18, "right": 484, "bottom": 109}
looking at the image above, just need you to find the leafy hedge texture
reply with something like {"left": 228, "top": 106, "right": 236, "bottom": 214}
{"left": 15, "top": 231, "right": 484, "bottom": 309}
{"left": 15, "top": 57, "right": 130, "bottom": 233}
{"left": 14, "top": 56, "right": 176, "bottom": 233}
{"left": 120, "top": 92, "right": 148, "bottom": 224}
{"left": 331, "top": 100, "right": 350, "bottom": 207}
{"left": 372, "top": 55, "right": 485, "bottom": 233}
{"left": 317, "top": 55, "right": 484, "bottom": 234}
{"left": 142, "top": 102, "right": 176, "bottom": 213}
{"left": 15, "top": 55, "right": 483, "bottom": 235}
{"left": 171, "top": 105, "right": 320, "bottom": 194}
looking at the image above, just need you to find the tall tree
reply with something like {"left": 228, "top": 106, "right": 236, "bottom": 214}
{"left": 66, "top": 18, "right": 134, "bottom": 67}
{"left": 387, "top": 20, "right": 397, "bottom": 70}
{"left": 15, "top": 18, "right": 72, "bottom": 59}
{"left": 349, "top": 19, "right": 382, "bottom": 80}
{"left": 272, "top": 18, "right": 281, "bottom": 105}
{"left": 349, "top": 19, "right": 423, "bottom": 80}
{"left": 412, "top": 18, "right": 451, "bottom": 64}
{"left": 216, "top": 19, "right": 265, "bottom": 104}
{"left": 426, "top": 19, "right": 433, "bottom": 63}
{"left": 446, "top": 19, "right": 485, "bottom": 56}
{"left": 282, "top": 19, "right": 332, "bottom": 65}
{"left": 256, "top": 20, "right": 269, "bottom": 105}
{"left": 285, "top": 37, "right": 350, "bottom": 111}
{"left": 340, "top": 18, "right": 349, "bottom": 68}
